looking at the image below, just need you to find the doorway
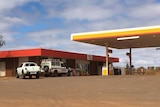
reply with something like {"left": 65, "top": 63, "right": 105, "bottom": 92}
{"left": 0, "top": 62, "right": 6, "bottom": 76}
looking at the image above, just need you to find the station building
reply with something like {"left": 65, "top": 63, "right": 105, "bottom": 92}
{"left": 0, "top": 48, "right": 119, "bottom": 77}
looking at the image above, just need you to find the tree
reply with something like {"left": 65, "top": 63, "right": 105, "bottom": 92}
{"left": 0, "top": 35, "right": 5, "bottom": 48}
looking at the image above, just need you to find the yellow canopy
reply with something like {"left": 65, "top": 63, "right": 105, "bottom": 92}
{"left": 71, "top": 25, "right": 160, "bottom": 49}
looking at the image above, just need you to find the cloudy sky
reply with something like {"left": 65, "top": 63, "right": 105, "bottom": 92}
{"left": 1, "top": 0, "right": 160, "bottom": 68}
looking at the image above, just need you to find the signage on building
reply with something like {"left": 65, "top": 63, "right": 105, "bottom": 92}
{"left": 87, "top": 54, "right": 93, "bottom": 60}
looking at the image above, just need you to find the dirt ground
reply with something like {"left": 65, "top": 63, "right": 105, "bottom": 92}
{"left": 0, "top": 75, "right": 160, "bottom": 107}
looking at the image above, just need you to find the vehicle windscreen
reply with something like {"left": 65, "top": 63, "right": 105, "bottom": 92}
{"left": 30, "top": 63, "right": 36, "bottom": 66}
{"left": 19, "top": 64, "right": 23, "bottom": 67}
{"left": 61, "top": 63, "right": 66, "bottom": 67}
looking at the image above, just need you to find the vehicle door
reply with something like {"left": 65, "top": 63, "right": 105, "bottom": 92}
{"left": 17, "top": 63, "right": 24, "bottom": 75}
{"left": 60, "top": 62, "right": 67, "bottom": 73}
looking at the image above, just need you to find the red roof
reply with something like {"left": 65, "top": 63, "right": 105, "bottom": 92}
{"left": 0, "top": 48, "right": 119, "bottom": 62}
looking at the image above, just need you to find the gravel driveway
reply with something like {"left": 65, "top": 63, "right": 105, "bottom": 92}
{"left": 0, "top": 75, "right": 160, "bottom": 107}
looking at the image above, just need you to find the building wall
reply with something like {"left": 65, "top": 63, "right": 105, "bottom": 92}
{"left": 1, "top": 56, "right": 105, "bottom": 77}
{"left": 89, "top": 61, "right": 98, "bottom": 75}
{"left": 18, "top": 57, "right": 29, "bottom": 65}
{"left": 66, "top": 59, "right": 75, "bottom": 68}
{"left": 75, "top": 60, "right": 89, "bottom": 75}
{"left": 1, "top": 58, "right": 18, "bottom": 77}
{"left": 29, "top": 56, "right": 41, "bottom": 65}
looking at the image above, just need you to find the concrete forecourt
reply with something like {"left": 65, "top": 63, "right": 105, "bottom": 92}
{"left": 0, "top": 75, "right": 160, "bottom": 107}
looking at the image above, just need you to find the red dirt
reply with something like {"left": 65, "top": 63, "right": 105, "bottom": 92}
{"left": 0, "top": 75, "right": 160, "bottom": 107}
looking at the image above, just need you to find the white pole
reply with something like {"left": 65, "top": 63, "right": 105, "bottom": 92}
{"left": 102, "top": 43, "right": 109, "bottom": 76}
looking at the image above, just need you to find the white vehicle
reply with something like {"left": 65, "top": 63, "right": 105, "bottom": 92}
{"left": 16, "top": 62, "right": 40, "bottom": 79}
{"left": 41, "top": 59, "right": 71, "bottom": 77}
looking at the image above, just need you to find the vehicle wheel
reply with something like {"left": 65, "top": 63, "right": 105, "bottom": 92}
{"left": 16, "top": 71, "right": 19, "bottom": 78}
{"left": 44, "top": 66, "right": 49, "bottom": 77}
{"left": 53, "top": 71, "right": 58, "bottom": 77}
{"left": 44, "top": 66, "right": 49, "bottom": 72}
{"left": 67, "top": 70, "right": 71, "bottom": 76}
{"left": 22, "top": 71, "right": 25, "bottom": 79}
{"left": 36, "top": 73, "right": 39, "bottom": 79}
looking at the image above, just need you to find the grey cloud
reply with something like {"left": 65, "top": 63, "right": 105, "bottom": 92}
{"left": 129, "top": 3, "right": 160, "bottom": 19}
{"left": 0, "top": 0, "right": 38, "bottom": 13}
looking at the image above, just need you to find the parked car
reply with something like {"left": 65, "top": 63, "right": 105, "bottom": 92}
{"left": 41, "top": 59, "right": 71, "bottom": 77}
{"left": 16, "top": 62, "right": 40, "bottom": 79}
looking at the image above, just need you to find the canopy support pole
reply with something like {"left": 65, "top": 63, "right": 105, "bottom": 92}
{"left": 129, "top": 48, "right": 132, "bottom": 75}
{"left": 105, "top": 43, "right": 109, "bottom": 75}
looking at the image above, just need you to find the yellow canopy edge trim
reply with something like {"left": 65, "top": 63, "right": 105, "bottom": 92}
{"left": 71, "top": 27, "right": 160, "bottom": 41}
